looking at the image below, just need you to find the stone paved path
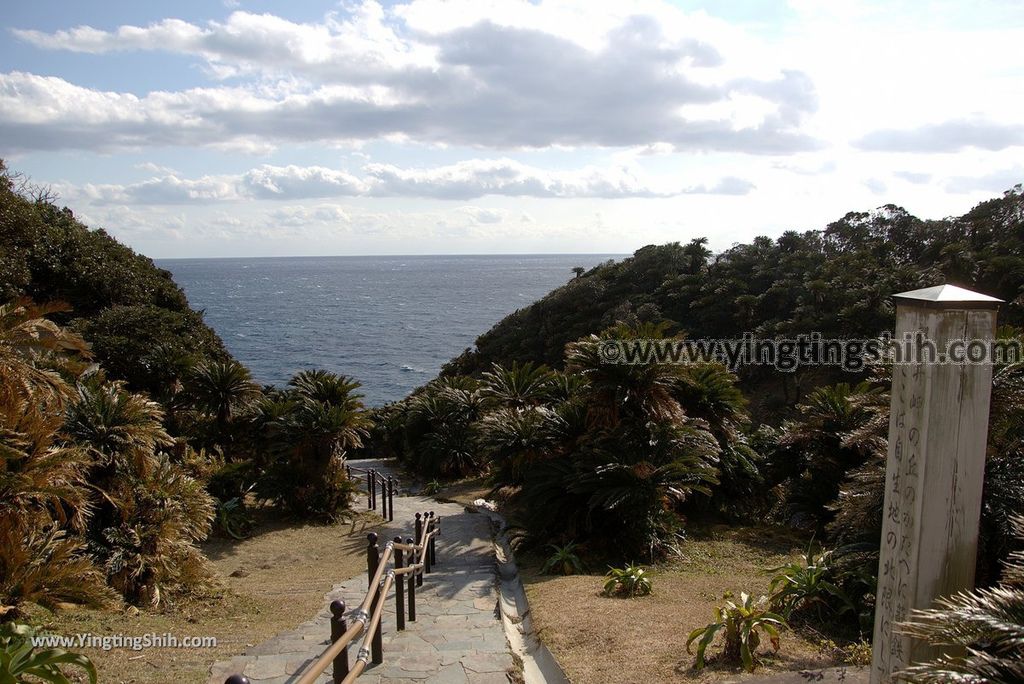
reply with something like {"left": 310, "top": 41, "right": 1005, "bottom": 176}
{"left": 208, "top": 459, "right": 515, "bottom": 684}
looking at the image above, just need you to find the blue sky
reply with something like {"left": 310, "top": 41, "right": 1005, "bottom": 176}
{"left": 1, "top": 0, "right": 1022, "bottom": 257}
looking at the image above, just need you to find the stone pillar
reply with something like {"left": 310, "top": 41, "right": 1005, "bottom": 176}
{"left": 870, "top": 284, "right": 1001, "bottom": 683}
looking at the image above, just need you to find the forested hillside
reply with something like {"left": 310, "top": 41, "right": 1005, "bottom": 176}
{"left": 444, "top": 187, "right": 1024, "bottom": 416}
{"left": 0, "top": 161, "right": 228, "bottom": 396}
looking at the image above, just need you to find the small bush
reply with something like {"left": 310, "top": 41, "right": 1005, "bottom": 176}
{"left": 687, "top": 592, "right": 787, "bottom": 672}
{"left": 767, "top": 546, "right": 854, "bottom": 620}
{"left": 257, "top": 459, "right": 360, "bottom": 522}
{"left": 540, "top": 542, "right": 584, "bottom": 576}
{"left": 603, "top": 563, "right": 652, "bottom": 597}
{"left": 0, "top": 621, "right": 97, "bottom": 683}
{"left": 206, "top": 460, "right": 256, "bottom": 502}
{"left": 213, "top": 497, "right": 253, "bottom": 540}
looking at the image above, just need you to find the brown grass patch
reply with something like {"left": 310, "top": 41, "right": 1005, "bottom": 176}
{"left": 523, "top": 525, "right": 845, "bottom": 683}
{"left": 430, "top": 475, "right": 493, "bottom": 508}
{"left": 28, "top": 506, "right": 383, "bottom": 684}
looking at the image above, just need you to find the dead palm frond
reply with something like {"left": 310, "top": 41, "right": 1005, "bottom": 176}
{"left": 0, "top": 402, "right": 92, "bottom": 532}
{"left": 0, "top": 523, "right": 117, "bottom": 616}
{"left": 0, "top": 298, "right": 90, "bottom": 412}
{"left": 96, "top": 456, "right": 215, "bottom": 606}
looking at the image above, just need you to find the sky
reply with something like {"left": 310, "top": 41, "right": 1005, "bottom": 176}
{"left": 1, "top": 0, "right": 1022, "bottom": 258}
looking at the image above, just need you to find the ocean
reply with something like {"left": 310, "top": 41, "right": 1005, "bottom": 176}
{"left": 158, "top": 254, "right": 619, "bottom": 407}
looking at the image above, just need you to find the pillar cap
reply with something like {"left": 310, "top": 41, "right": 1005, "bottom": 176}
{"left": 893, "top": 284, "right": 1002, "bottom": 309}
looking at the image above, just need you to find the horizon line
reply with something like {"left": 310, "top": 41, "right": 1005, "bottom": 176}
{"left": 154, "top": 252, "right": 630, "bottom": 261}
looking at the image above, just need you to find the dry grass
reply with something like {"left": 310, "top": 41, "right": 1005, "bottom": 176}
{"left": 522, "top": 525, "right": 847, "bottom": 683}
{"left": 429, "top": 475, "right": 493, "bottom": 508}
{"left": 28, "top": 506, "right": 383, "bottom": 684}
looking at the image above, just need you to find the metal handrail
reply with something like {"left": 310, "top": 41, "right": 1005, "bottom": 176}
{"left": 345, "top": 465, "right": 398, "bottom": 521}
{"left": 342, "top": 570, "right": 396, "bottom": 682}
{"left": 225, "top": 511, "right": 440, "bottom": 684}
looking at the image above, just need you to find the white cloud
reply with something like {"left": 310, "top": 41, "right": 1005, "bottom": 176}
{"left": 944, "top": 168, "right": 1024, "bottom": 194}
{"left": 243, "top": 165, "right": 368, "bottom": 199}
{"left": 268, "top": 204, "right": 351, "bottom": 227}
{"left": 5, "top": 3, "right": 818, "bottom": 154}
{"left": 54, "top": 159, "right": 752, "bottom": 204}
{"left": 62, "top": 174, "right": 241, "bottom": 204}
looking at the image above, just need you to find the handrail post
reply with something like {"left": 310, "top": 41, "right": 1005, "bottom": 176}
{"left": 329, "top": 600, "right": 349, "bottom": 683}
{"left": 225, "top": 676, "right": 250, "bottom": 684}
{"left": 424, "top": 513, "right": 432, "bottom": 576}
{"left": 428, "top": 511, "right": 437, "bottom": 567}
{"left": 414, "top": 513, "right": 424, "bottom": 587}
{"left": 366, "top": 531, "right": 379, "bottom": 583}
{"left": 370, "top": 469, "right": 377, "bottom": 510}
{"left": 379, "top": 474, "right": 387, "bottom": 519}
{"left": 393, "top": 536, "right": 405, "bottom": 631}
{"left": 346, "top": 464, "right": 352, "bottom": 481}
{"left": 387, "top": 477, "right": 395, "bottom": 522}
{"left": 372, "top": 585, "right": 384, "bottom": 664}
{"left": 366, "top": 470, "right": 372, "bottom": 509}
{"left": 406, "top": 536, "right": 416, "bottom": 621}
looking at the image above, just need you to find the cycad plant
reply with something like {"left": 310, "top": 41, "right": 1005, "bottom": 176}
{"left": 479, "top": 361, "right": 554, "bottom": 409}
{"left": 675, "top": 363, "right": 765, "bottom": 520}
{"left": 565, "top": 330, "right": 687, "bottom": 426}
{"left": 256, "top": 371, "right": 371, "bottom": 520}
{"left": 97, "top": 456, "right": 214, "bottom": 606}
{"left": 187, "top": 359, "right": 261, "bottom": 427}
{"left": 777, "top": 381, "right": 883, "bottom": 527}
{"left": 0, "top": 299, "right": 114, "bottom": 616}
{"left": 0, "top": 525, "right": 116, "bottom": 615}
{"left": 0, "top": 299, "right": 90, "bottom": 413}
{"left": 895, "top": 516, "right": 1024, "bottom": 683}
{"left": 406, "top": 378, "right": 484, "bottom": 477}
{"left": 476, "top": 405, "right": 560, "bottom": 486}
{"left": 64, "top": 378, "right": 172, "bottom": 476}
{"left": 185, "top": 359, "right": 261, "bottom": 451}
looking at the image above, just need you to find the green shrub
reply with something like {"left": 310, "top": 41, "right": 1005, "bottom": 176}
{"left": 213, "top": 497, "right": 253, "bottom": 540}
{"left": 540, "top": 542, "right": 584, "bottom": 576}
{"left": 603, "top": 563, "right": 652, "bottom": 597}
{"left": 206, "top": 461, "right": 256, "bottom": 502}
{"left": 0, "top": 621, "right": 97, "bottom": 683}
{"left": 687, "top": 592, "right": 787, "bottom": 672}
{"left": 257, "top": 459, "right": 360, "bottom": 522}
{"left": 767, "top": 546, "right": 854, "bottom": 620}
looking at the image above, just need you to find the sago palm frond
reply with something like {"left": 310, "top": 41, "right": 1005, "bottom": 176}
{"left": 479, "top": 361, "right": 554, "bottom": 409}
{"left": 64, "top": 380, "right": 171, "bottom": 474}
{"left": 0, "top": 522, "right": 117, "bottom": 614}
{"left": 896, "top": 516, "right": 1024, "bottom": 683}
{"left": 187, "top": 359, "right": 261, "bottom": 425}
